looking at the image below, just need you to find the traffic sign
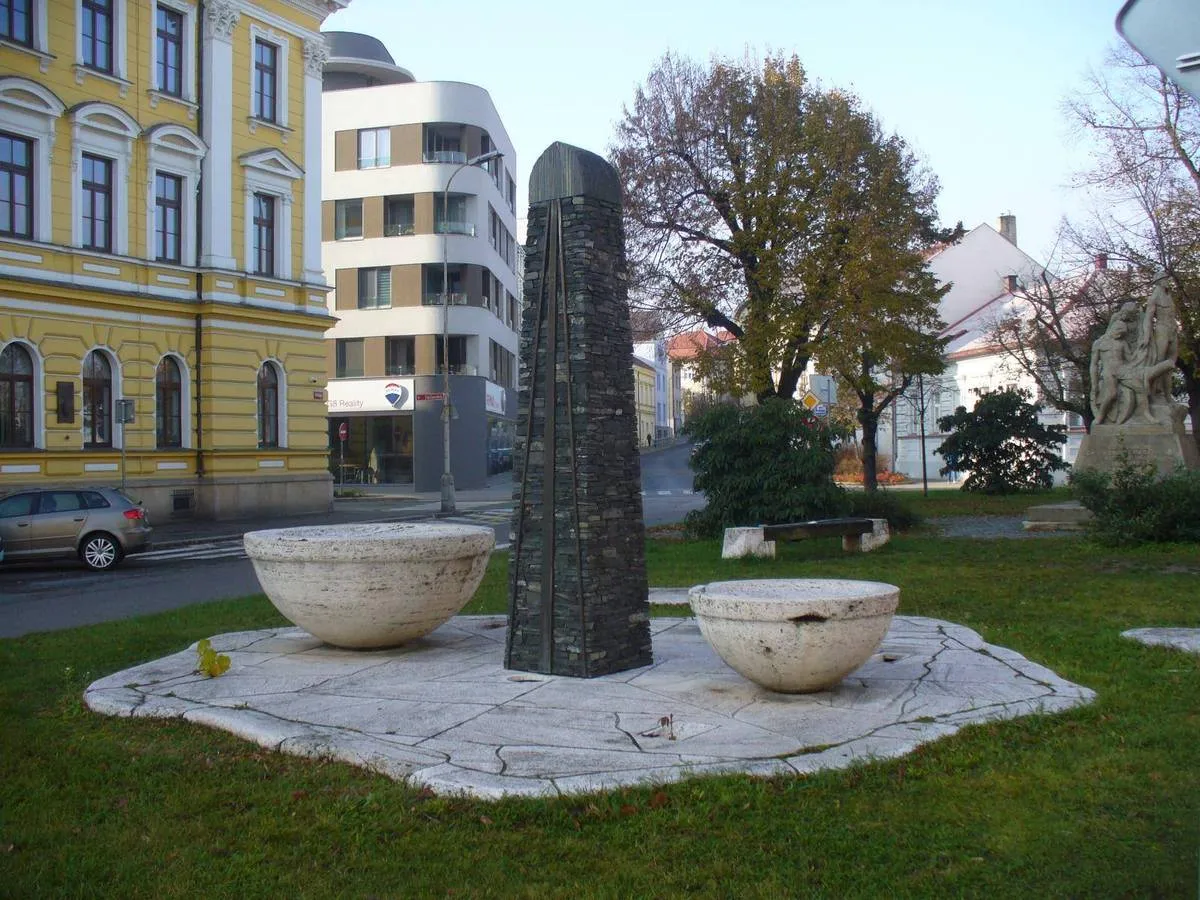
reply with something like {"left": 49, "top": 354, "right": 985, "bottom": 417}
{"left": 813, "top": 403, "right": 828, "bottom": 418}
{"left": 1118, "top": 0, "right": 1200, "bottom": 101}
{"left": 416, "top": 392, "right": 446, "bottom": 401}
{"left": 802, "top": 392, "right": 819, "bottom": 410}
{"left": 338, "top": 422, "right": 348, "bottom": 441}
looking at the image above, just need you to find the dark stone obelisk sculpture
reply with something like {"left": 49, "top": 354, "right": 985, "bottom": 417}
{"left": 505, "top": 142, "right": 652, "bottom": 677}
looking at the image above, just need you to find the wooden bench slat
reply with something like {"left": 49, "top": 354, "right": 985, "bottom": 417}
{"left": 762, "top": 518, "right": 875, "bottom": 541}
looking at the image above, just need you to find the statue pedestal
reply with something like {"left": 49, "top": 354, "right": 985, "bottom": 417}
{"left": 1073, "top": 423, "right": 1200, "bottom": 476}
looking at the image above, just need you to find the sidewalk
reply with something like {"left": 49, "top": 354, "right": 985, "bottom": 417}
{"left": 148, "top": 474, "right": 515, "bottom": 549}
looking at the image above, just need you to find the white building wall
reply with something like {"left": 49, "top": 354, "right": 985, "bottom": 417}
{"left": 931, "top": 223, "right": 1044, "bottom": 329}
{"left": 321, "top": 78, "right": 519, "bottom": 362}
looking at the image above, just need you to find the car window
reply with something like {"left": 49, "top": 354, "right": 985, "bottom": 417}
{"left": 0, "top": 493, "right": 35, "bottom": 518}
{"left": 81, "top": 491, "right": 111, "bottom": 510}
{"left": 39, "top": 492, "right": 84, "bottom": 514}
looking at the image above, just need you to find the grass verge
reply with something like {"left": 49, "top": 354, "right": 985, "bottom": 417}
{"left": 2, "top": 528, "right": 1198, "bottom": 897}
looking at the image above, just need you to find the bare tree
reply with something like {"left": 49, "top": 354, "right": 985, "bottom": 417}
{"left": 987, "top": 260, "right": 1140, "bottom": 432}
{"left": 1065, "top": 44, "right": 1200, "bottom": 448}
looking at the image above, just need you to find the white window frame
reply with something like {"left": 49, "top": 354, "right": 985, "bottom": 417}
{"left": 239, "top": 148, "right": 302, "bottom": 280}
{"left": 257, "top": 358, "right": 287, "bottom": 449}
{"left": 0, "top": 337, "right": 44, "bottom": 449}
{"left": 334, "top": 198, "right": 361, "bottom": 240}
{"left": 81, "top": 346, "right": 123, "bottom": 449}
{"left": 0, "top": 77, "right": 62, "bottom": 244}
{"left": 75, "top": 0, "right": 129, "bottom": 87}
{"left": 357, "top": 267, "right": 391, "bottom": 309}
{"left": 248, "top": 24, "right": 289, "bottom": 129}
{"left": 144, "top": 124, "right": 205, "bottom": 267}
{"left": 356, "top": 126, "right": 390, "bottom": 169}
{"left": 70, "top": 103, "right": 137, "bottom": 256}
{"left": 154, "top": 351, "right": 190, "bottom": 449}
{"left": 148, "top": 0, "right": 197, "bottom": 109}
{"left": 0, "top": 0, "right": 51, "bottom": 62}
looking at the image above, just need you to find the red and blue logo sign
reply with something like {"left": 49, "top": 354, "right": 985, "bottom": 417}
{"left": 384, "top": 382, "right": 409, "bottom": 409}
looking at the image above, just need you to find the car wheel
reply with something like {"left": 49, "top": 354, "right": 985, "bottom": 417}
{"left": 80, "top": 532, "right": 122, "bottom": 571}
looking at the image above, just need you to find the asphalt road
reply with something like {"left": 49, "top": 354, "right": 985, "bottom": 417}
{"left": 0, "top": 446, "right": 704, "bottom": 638}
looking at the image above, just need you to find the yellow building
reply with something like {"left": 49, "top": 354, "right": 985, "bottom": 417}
{"left": 0, "top": 0, "right": 347, "bottom": 519}
{"left": 632, "top": 355, "right": 656, "bottom": 450}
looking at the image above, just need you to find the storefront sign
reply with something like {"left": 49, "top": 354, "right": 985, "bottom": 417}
{"left": 326, "top": 378, "right": 415, "bottom": 413}
{"left": 485, "top": 381, "right": 506, "bottom": 415}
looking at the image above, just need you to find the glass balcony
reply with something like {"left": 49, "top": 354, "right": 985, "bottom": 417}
{"left": 384, "top": 222, "right": 415, "bottom": 237}
{"left": 435, "top": 220, "right": 475, "bottom": 237}
{"left": 436, "top": 364, "right": 478, "bottom": 376}
{"left": 423, "top": 150, "right": 467, "bottom": 164}
{"left": 385, "top": 364, "right": 415, "bottom": 376}
{"left": 422, "top": 292, "right": 468, "bottom": 306}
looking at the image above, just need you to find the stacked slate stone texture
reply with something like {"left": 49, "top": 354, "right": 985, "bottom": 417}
{"left": 505, "top": 142, "right": 652, "bottom": 677}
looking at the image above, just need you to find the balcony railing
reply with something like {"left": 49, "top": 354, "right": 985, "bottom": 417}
{"left": 385, "top": 364, "right": 415, "bottom": 376}
{"left": 423, "top": 150, "right": 467, "bottom": 164}
{"left": 436, "top": 364, "right": 478, "bottom": 376}
{"left": 384, "top": 222, "right": 415, "bottom": 237}
{"left": 435, "top": 220, "right": 475, "bottom": 237}
{"left": 422, "top": 292, "right": 468, "bottom": 306}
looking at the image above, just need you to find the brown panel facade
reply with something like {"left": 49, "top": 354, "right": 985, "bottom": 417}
{"left": 364, "top": 337, "right": 385, "bottom": 377}
{"left": 392, "top": 123, "right": 423, "bottom": 166}
{"left": 414, "top": 193, "right": 435, "bottom": 235}
{"left": 392, "top": 264, "right": 421, "bottom": 307}
{"left": 321, "top": 199, "right": 335, "bottom": 242}
{"left": 415, "top": 334, "right": 436, "bottom": 375}
{"left": 334, "top": 130, "right": 357, "bottom": 171}
{"left": 363, "top": 196, "right": 384, "bottom": 239}
{"left": 335, "top": 268, "right": 357, "bottom": 311}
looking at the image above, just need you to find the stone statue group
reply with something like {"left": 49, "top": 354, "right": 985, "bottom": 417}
{"left": 1090, "top": 279, "right": 1183, "bottom": 429}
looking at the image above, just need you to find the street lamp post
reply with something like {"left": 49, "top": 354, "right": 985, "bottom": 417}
{"left": 441, "top": 148, "right": 504, "bottom": 514}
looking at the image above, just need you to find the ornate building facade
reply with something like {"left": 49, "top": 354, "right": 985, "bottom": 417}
{"left": 0, "top": 0, "right": 347, "bottom": 519}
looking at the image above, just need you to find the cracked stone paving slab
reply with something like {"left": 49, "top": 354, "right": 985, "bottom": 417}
{"left": 85, "top": 615, "right": 1095, "bottom": 800}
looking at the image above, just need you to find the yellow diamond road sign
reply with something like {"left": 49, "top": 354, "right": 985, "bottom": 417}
{"left": 802, "top": 392, "right": 820, "bottom": 410}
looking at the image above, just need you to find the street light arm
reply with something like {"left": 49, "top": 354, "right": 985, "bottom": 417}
{"left": 440, "top": 148, "right": 505, "bottom": 514}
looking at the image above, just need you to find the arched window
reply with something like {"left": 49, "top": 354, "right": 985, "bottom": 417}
{"left": 257, "top": 362, "right": 279, "bottom": 448}
{"left": 155, "top": 356, "right": 182, "bottom": 448}
{"left": 82, "top": 349, "right": 112, "bottom": 448}
{"left": 0, "top": 343, "right": 34, "bottom": 448}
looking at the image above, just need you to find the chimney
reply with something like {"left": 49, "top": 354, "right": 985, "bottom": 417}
{"left": 1003, "top": 274, "right": 1019, "bottom": 293}
{"left": 997, "top": 214, "right": 1017, "bottom": 246}
{"left": 1094, "top": 253, "right": 1108, "bottom": 270}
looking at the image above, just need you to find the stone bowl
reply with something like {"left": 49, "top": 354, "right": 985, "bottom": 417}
{"left": 688, "top": 578, "right": 899, "bottom": 693}
{"left": 243, "top": 522, "right": 495, "bottom": 649}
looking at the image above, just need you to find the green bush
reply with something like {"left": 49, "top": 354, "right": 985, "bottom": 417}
{"left": 1071, "top": 454, "right": 1200, "bottom": 545}
{"left": 844, "top": 489, "right": 922, "bottom": 531}
{"left": 683, "top": 398, "right": 846, "bottom": 537}
{"left": 936, "top": 387, "right": 1068, "bottom": 493}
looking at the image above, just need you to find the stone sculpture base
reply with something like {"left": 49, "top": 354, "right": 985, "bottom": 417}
{"left": 1073, "top": 424, "right": 1200, "bottom": 476}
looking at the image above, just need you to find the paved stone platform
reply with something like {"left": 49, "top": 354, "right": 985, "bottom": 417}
{"left": 85, "top": 615, "right": 1094, "bottom": 800}
{"left": 1122, "top": 627, "right": 1200, "bottom": 654}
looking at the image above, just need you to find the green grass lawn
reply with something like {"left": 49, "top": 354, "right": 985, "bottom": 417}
{"left": 3, "top": 503, "right": 1198, "bottom": 897}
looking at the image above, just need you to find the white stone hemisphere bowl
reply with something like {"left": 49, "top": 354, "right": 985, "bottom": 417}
{"left": 688, "top": 578, "right": 900, "bottom": 693}
{"left": 243, "top": 522, "right": 496, "bottom": 649}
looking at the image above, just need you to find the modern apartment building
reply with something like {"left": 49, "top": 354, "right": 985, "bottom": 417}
{"left": 0, "top": 0, "right": 345, "bottom": 520}
{"left": 320, "top": 32, "right": 519, "bottom": 492}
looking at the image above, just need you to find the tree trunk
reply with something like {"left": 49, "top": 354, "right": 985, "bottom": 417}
{"left": 859, "top": 407, "right": 880, "bottom": 493}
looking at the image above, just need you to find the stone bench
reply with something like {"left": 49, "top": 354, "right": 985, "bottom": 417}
{"left": 722, "top": 517, "right": 890, "bottom": 559}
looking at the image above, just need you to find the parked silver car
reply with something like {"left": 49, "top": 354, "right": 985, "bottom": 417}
{"left": 0, "top": 487, "right": 152, "bottom": 571}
